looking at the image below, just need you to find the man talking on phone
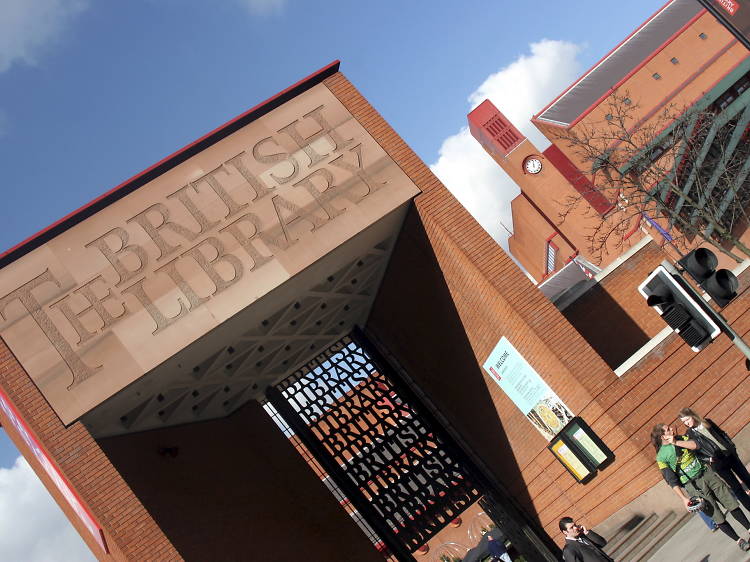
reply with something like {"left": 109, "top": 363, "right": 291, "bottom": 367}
{"left": 559, "top": 517, "right": 613, "bottom": 562}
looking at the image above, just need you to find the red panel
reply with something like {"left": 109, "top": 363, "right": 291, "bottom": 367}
{"left": 468, "top": 100, "right": 525, "bottom": 158}
{"left": 543, "top": 144, "right": 615, "bottom": 215}
{"left": 0, "top": 387, "right": 108, "bottom": 553}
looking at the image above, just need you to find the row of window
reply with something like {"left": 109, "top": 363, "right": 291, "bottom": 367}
{"left": 652, "top": 32, "right": 708, "bottom": 81}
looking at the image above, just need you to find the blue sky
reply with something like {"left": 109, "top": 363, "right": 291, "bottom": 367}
{"left": 0, "top": 0, "right": 662, "bottom": 558}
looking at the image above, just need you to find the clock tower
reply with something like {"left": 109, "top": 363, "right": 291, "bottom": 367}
{"left": 468, "top": 100, "right": 584, "bottom": 280}
{"left": 467, "top": 99, "right": 546, "bottom": 190}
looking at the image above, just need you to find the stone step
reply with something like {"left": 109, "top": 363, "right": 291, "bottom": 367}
{"left": 608, "top": 513, "right": 664, "bottom": 561}
{"left": 603, "top": 514, "right": 648, "bottom": 555}
{"left": 602, "top": 510, "right": 694, "bottom": 562}
{"left": 633, "top": 511, "right": 692, "bottom": 562}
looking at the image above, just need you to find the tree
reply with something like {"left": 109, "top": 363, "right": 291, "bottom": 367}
{"left": 552, "top": 90, "right": 750, "bottom": 264}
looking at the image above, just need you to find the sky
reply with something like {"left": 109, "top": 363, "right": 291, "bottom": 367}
{"left": 0, "top": 0, "right": 664, "bottom": 559}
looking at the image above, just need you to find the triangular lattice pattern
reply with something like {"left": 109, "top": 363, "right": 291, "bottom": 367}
{"left": 84, "top": 235, "right": 396, "bottom": 437}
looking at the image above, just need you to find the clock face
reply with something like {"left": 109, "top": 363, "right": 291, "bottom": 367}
{"left": 524, "top": 157, "right": 543, "bottom": 174}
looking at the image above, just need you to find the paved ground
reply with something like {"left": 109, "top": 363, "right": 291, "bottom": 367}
{"left": 647, "top": 512, "right": 750, "bottom": 562}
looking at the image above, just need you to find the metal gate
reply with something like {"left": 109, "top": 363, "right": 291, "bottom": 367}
{"left": 265, "top": 329, "right": 556, "bottom": 561}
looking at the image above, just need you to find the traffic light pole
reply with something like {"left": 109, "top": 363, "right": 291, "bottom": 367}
{"left": 662, "top": 260, "right": 750, "bottom": 368}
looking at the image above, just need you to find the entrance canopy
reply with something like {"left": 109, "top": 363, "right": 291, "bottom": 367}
{"left": 0, "top": 62, "right": 419, "bottom": 433}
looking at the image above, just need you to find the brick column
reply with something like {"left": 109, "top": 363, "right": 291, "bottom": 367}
{"left": 324, "top": 71, "right": 657, "bottom": 544}
{"left": 0, "top": 338, "right": 180, "bottom": 561}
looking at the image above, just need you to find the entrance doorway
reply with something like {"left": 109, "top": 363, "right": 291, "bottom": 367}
{"left": 266, "top": 329, "right": 557, "bottom": 561}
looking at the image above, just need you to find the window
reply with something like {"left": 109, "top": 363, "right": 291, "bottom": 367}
{"left": 605, "top": 113, "right": 613, "bottom": 121}
{"left": 623, "top": 98, "right": 632, "bottom": 105}
{"left": 699, "top": 32, "right": 708, "bottom": 40}
{"left": 545, "top": 242, "right": 558, "bottom": 274}
{"left": 711, "top": 69, "right": 750, "bottom": 112}
{"left": 671, "top": 57, "right": 679, "bottom": 65}
{"left": 652, "top": 73, "right": 662, "bottom": 80}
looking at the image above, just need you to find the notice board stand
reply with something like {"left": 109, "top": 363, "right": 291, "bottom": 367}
{"left": 548, "top": 417, "right": 615, "bottom": 484}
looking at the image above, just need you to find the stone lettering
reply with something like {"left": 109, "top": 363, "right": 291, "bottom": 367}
{"left": 122, "top": 276, "right": 188, "bottom": 335}
{"left": 220, "top": 214, "right": 274, "bottom": 268}
{"left": 278, "top": 104, "right": 353, "bottom": 166}
{"left": 251, "top": 137, "right": 299, "bottom": 185}
{"left": 271, "top": 194, "right": 328, "bottom": 246}
{"left": 293, "top": 168, "right": 344, "bottom": 220}
{"left": 127, "top": 202, "right": 199, "bottom": 261}
{"left": 328, "top": 143, "right": 386, "bottom": 202}
{"left": 51, "top": 275, "right": 128, "bottom": 345}
{"left": 188, "top": 165, "right": 248, "bottom": 219}
{"left": 167, "top": 184, "right": 221, "bottom": 233}
{"left": 0, "top": 95, "right": 411, "bottom": 407}
{"left": 182, "top": 237, "right": 244, "bottom": 296}
{"left": 224, "top": 152, "right": 275, "bottom": 201}
{"left": 156, "top": 258, "right": 208, "bottom": 312}
{"left": 85, "top": 227, "right": 149, "bottom": 287}
{"left": 0, "top": 269, "right": 101, "bottom": 388}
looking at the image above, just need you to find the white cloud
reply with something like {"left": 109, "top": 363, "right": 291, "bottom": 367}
{"left": 430, "top": 40, "right": 585, "bottom": 249}
{"left": 0, "top": 456, "right": 95, "bottom": 562}
{"left": 0, "top": 0, "right": 88, "bottom": 73}
{"left": 237, "top": 0, "right": 286, "bottom": 16}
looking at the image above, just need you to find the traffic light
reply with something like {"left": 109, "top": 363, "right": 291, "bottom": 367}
{"left": 638, "top": 265, "right": 721, "bottom": 351}
{"left": 641, "top": 255, "right": 750, "bottom": 366}
{"left": 677, "top": 248, "right": 739, "bottom": 307}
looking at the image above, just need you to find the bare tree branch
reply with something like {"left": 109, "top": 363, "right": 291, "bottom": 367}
{"left": 552, "top": 92, "right": 750, "bottom": 264}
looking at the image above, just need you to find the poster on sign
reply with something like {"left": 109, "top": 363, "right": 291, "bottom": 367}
{"left": 697, "top": 0, "right": 750, "bottom": 50}
{"left": 483, "top": 337, "right": 574, "bottom": 440}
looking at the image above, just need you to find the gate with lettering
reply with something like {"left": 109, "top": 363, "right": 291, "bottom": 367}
{"left": 266, "top": 329, "right": 483, "bottom": 560}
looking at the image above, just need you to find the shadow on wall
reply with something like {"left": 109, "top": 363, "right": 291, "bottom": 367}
{"left": 561, "top": 284, "right": 650, "bottom": 370}
{"left": 365, "top": 206, "right": 560, "bottom": 557}
{"left": 96, "top": 400, "right": 383, "bottom": 561}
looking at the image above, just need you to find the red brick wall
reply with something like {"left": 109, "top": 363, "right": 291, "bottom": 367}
{"left": 508, "top": 194, "right": 577, "bottom": 282}
{"left": 570, "top": 255, "right": 750, "bottom": 523}
{"left": 324, "top": 72, "right": 645, "bottom": 551}
{"left": 0, "top": 339, "right": 179, "bottom": 561}
{"left": 98, "top": 400, "right": 382, "bottom": 561}
{"left": 326, "top": 70, "right": 750, "bottom": 550}
{"left": 3, "top": 68, "right": 749, "bottom": 560}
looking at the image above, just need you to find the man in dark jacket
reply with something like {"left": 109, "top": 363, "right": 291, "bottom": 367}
{"left": 559, "top": 517, "right": 613, "bottom": 562}
{"left": 486, "top": 530, "right": 511, "bottom": 562}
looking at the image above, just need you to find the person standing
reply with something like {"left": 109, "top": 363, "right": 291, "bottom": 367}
{"left": 651, "top": 423, "right": 750, "bottom": 552}
{"left": 486, "top": 531, "right": 512, "bottom": 562}
{"left": 679, "top": 407, "right": 750, "bottom": 512}
{"left": 559, "top": 517, "right": 613, "bottom": 562}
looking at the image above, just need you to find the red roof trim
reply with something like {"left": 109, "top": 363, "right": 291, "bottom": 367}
{"left": 532, "top": 1, "right": 704, "bottom": 127}
{"left": 0, "top": 60, "right": 341, "bottom": 269}
{"left": 564, "top": 9, "right": 706, "bottom": 129}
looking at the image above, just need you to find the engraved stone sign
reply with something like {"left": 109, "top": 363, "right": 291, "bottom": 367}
{"left": 0, "top": 83, "right": 420, "bottom": 424}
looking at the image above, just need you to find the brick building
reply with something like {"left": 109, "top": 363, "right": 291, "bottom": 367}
{"left": 461, "top": 0, "right": 750, "bottom": 557}
{"left": 1, "top": 24, "right": 750, "bottom": 562}
{"left": 469, "top": 0, "right": 750, "bottom": 283}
